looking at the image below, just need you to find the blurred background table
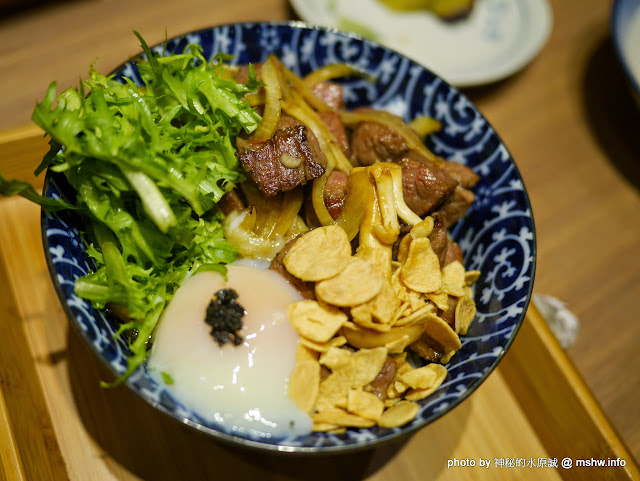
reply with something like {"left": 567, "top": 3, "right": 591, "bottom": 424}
{"left": 1, "top": 0, "right": 639, "bottom": 479}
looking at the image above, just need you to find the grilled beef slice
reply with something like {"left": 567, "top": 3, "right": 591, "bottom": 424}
{"left": 428, "top": 211, "right": 449, "bottom": 266}
{"left": 323, "top": 170, "right": 349, "bottom": 220}
{"left": 311, "top": 81, "right": 346, "bottom": 110}
{"left": 439, "top": 185, "right": 476, "bottom": 227}
{"left": 350, "top": 119, "right": 410, "bottom": 166}
{"left": 236, "top": 116, "right": 327, "bottom": 196}
{"left": 442, "top": 160, "right": 480, "bottom": 189}
{"left": 398, "top": 152, "right": 459, "bottom": 218}
{"left": 318, "top": 111, "right": 350, "bottom": 157}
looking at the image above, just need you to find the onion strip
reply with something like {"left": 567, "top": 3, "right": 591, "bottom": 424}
{"left": 302, "top": 63, "right": 372, "bottom": 86}
{"left": 311, "top": 172, "right": 335, "bottom": 227}
{"left": 333, "top": 168, "right": 368, "bottom": 241}
{"left": 358, "top": 175, "right": 388, "bottom": 252}
{"left": 269, "top": 57, "right": 352, "bottom": 173}
{"left": 272, "top": 188, "right": 304, "bottom": 238}
{"left": 250, "top": 56, "right": 282, "bottom": 142}
{"left": 282, "top": 66, "right": 335, "bottom": 113}
{"left": 409, "top": 115, "right": 442, "bottom": 139}
{"left": 241, "top": 182, "right": 279, "bottom": 238}
{"left": 284, "top": 91, "right": 352, "bottom": 173}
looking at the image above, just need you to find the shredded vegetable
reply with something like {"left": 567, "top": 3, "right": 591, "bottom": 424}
{"left": 1, "top": 32, "right": 262, "bottom": 385}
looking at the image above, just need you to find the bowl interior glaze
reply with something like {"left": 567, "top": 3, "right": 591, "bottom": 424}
{"left": 42, "top": 21, "right": 536, "bottom": 453}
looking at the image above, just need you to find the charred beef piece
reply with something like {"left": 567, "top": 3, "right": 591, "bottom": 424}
{"left": 366, "top": 356, "right": 398, "bottom": 400}
{"left": 428, "top": 211, "right": 449, "bottom": 266}
{"left": 443, "top": 240, "right": 464, "bottom": 267}
{"left": 439, "top": 185, "right": 476, "bottom": 227}
{"left": 443, "top": 160, "right": 480, "bottom": 189}
{"left": 350, "top": 119, "right": 409, "bottom": 166}
{"left": 236, "top": 116, "right": 327, "bottom": 196}
{"left": 409, "top": 334, "right": 445, "bottom": 363}
{"left": 269, "top": 237, "right": 316, "bottom": 300}
{"left": 398, "top": 152, "right": 459, "bottom": 218}
{"left": 348, "top": 112, "right": 474, "bottom": 222}
{"left": 311, "top": 81, "right": 345, "bottom": 110}
{"left": 218, "top": 189, "right": 246, "bottom": 216}
{"left": 323, "top": 170, "right": 349, "bottom": 220}
{"left": 318, "top": 111, "right": 350, "bottom": 157}
{"left": 438, "top": 296, "right": 458, "bottom": 330}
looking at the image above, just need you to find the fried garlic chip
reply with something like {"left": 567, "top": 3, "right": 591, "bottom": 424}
{"left": 288, "top": 300, "right": 348, "bottom": 343}
{"left": 404, "top": 364, "right": 447, "bottom": 401}
{"left": 377, "top": 400, "right": 420, "bottom": 428}
{"left": 424, "top": 314, "right": 462, "bottom": 350}
{"left": 342, "top": 323, "right": 424, "bottom": 353}
{"left": 440, "top": 347, "right": 458, "bottom": 364}
{"left": 315, "top": 257, "right": 384, "bottom": 307}
{"left": 284, "top": 225, "right": 351, "bottom": 281}
{"left": 350, "top": 279, "right": 398, "bottom": 328}
{"left": 288, "top": 359, "right": 320, "bottom": 413}
{"left": 354, "top": 245, "right": 393, "bottom": 279}
{"left": 299, "top": 335, "right": 347, "bottom": 353}
{"left": 398, "top": 364, "right": 440, "bottom": 390}
{"left": 319, "top": 346, "right": 353, "bottom": 371}
{"left": 455, "top": 295, "right": 476, "bottom": 335}
{"left": 312, "top": 407, "right": 377, "bottom": 429}
{"left": 442, "top": 260, "right": 467, "bottom": 297}
{"left": 347, "top": 389, "right": 385, "bottom": 421}
{"left": 465, "top": 269, "right": 481, "bottom": 285}
{"left": 427, "top": 291, "right": 450, "bottom": 311}
{"left": 315, "top": 347, "right": 388, "bottom": 411}
{"left": 296, "top": 343, "right": 319, "bottom": 363}
{"left": 400, "top": 237, "right": 443, "bottom": 293}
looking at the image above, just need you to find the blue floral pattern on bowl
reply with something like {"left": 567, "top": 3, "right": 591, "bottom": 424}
{"left": 41, "top": 21, "right": 536, "bottom": 453}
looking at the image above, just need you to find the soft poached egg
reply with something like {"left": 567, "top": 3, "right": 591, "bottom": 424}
{"left": 147, "top": 264, "right": 312, "bottom": 439}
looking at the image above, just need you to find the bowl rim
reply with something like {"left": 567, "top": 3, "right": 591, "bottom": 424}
{"left": 39, "top": 19, "right": 537, "bottom": 454}
{"left": 611, "top": 0, "right": 640, "bottom": 100}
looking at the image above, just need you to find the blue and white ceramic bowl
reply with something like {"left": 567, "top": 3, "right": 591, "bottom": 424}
{"left": 42, "top": 22, "right": 536, "bottom": 453}
{"left": 612, "top": 0, "right": 640, "bottom": 104}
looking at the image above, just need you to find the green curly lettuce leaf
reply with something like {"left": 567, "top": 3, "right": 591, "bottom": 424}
{"left": 1, "top": 32, "right": 262, "bottom": 386}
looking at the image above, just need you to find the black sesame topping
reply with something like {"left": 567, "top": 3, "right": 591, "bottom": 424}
{"left": 205, "top": 288, "right": 246, "bottom": 346}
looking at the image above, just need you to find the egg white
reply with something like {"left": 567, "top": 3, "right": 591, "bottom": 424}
{"left": 147, "top": 265, "right": 312, "bottom": 439}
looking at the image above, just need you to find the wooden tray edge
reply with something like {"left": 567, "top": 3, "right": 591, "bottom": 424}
{"left": 499, "top": 303, "right": 640, "bottom": 479}
{"left": 0, "top": 250, "right": 69, "bottom": 481}
{"left": 1, "top": 125, "right": 638, "bottom": 479}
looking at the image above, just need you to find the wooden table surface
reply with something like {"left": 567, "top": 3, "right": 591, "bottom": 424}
{"left": 1, "top": 0, "right": 639, "bottom": 475}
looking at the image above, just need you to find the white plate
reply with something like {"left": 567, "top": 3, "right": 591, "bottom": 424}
{"left": 289, "top": 0, "right": 553, "bottom": 87}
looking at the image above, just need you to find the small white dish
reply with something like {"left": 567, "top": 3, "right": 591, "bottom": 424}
{"left": 289, "top": 0, "right": 553, "bottom": 87}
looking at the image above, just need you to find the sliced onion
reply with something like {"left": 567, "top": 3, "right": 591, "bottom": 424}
{"left": 333, "top": 168, "right": 368, "bottom": 241}
{"left": 223, "top": 209, "right": 285, "bottom": 261}
{"left": 302, "top": 63, "right": 371, "bottom": 86}
{"left": 250, "top": 56, "right": 282, "bottom": 143}
{"left": 282, "top": 65, "right": 335, "bottom": 113}
{"left": 409, "top": 115, "right": 442, "bottom": 139}
{"left": 312, "top": 172, "right": 335, "bottom": 227}
{"left": 272, "top": 188, "right": 304, "bottom": 238}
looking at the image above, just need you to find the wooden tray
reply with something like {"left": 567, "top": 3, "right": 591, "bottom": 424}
{"left": 1, "top": 125, "right": 638, "bottom": 481}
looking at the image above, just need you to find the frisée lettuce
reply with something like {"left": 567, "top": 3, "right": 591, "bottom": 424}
{"left": 0, "top": 32, "right": 262, "bottom": 385}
